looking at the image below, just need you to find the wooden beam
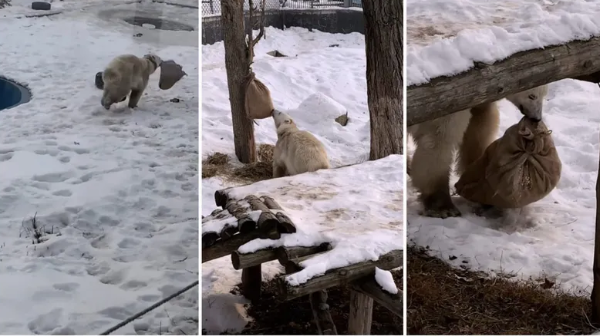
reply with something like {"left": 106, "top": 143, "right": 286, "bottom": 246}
{"left": 278, "top": 249, "right": 402, "bottom": 301}
{"left": 231, "top": 247, "right": 278, "bottom": 270}
{"left": 407, "top": 37, "right": 600, "bottom": 126}
{"left": 202, "top": 230, "right": 261, "bottom": 263}
{"left": 347, "top": 291, "right": 373, "bottom": 335}
{"left": 351, "top": 273, "right": 402, "bottom": 318}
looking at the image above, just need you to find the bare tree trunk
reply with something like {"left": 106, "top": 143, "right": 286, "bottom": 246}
{"left": 221, "top": 0, "right": 256, "bottom": 163}
{"left": 362, "top": 0, "right": 404, "bottom": 160}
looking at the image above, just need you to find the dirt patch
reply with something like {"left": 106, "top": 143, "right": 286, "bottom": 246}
{"left": 407, "top": 245, "right": 594, "bottom": 335}
{"left": 213, "top": 271, "right": 402, "bottom": 335}
{"left": 232, "top": 161, "right": 273, "bottom": 181}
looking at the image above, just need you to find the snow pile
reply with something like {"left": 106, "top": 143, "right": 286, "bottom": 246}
{"left": 408, "top": 79, "right": 600, "bottom": 292}
{"left": 407, "top": 0, "right": 600, "bottom": 85}
{"left": 375, "top": 267, "right": 398, "bottom": 295}
{"left": 0, "top": 1, "right": 198, "bottom": 334}
{"left": 202, "top": 27, "right": 402, "bottom": 334}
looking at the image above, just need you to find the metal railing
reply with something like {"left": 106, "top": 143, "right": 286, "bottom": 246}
{"left": 202, "top": 0, "right": 361, "bottom": 17}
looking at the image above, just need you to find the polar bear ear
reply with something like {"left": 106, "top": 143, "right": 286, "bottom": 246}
{"left": 285, "top": 119, "right": 292, "bottom": 124}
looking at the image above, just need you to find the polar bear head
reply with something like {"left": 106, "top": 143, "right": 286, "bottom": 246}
{"left": 505, "top": 85, "right": 548, "bottom": 122}
{"left": 272, "top": 109, "right": 295, "bottom": 130}
{"left": 143, "top": 54, "right": 163, "bottom": 73}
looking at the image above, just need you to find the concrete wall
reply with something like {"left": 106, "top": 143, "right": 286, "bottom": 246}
{"left": 201, "top": 8, "right": 363, "bottom": 45}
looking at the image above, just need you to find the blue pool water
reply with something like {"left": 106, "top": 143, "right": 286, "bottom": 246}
{"left": 0, "top": 78, "right": 31, "bottom": 110}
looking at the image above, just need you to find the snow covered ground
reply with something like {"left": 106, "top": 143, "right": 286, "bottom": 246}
{"left": 407, "top": 0, "right": 600, "bottom": 86}
{"left": 0, "top": 1, "right": 198, "bottom": 334}
{"left": 408, "top": 78, "right": 600, "bottom": 293}
{"left": 202, "top": 27, "right": 403, "bottom": 334}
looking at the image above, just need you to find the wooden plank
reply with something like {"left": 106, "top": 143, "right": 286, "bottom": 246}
{"left": 351, "top": 273, "right": 402, "bottom": 318}
{"left": 347, "top": 291, "right": 373, "bottom": 335}
{"left": 278, "top": 249, "right": 402, "bottom": 301}
{"left": 407, "top": 37, "right": 600, "bottom": 126}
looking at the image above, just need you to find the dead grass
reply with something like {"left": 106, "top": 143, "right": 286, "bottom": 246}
{"left": 202, "top": 145, "right": 275, "bottom": 184}
{"left": 407, "top": 245, "right": 595, "bottom": 335}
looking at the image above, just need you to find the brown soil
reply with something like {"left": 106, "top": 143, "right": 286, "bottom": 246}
{"left": 204, "top": 271, "right": 402, "bottom": 335}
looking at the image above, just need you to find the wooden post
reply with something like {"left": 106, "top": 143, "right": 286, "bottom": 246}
{"left": 242, "top": 265, "right": 262, "bottom": 302}
{"left": 220, "top": 0, "right": 256, "bottom": 163}
{"left": 347, "top": 291, "right": 373, "bottom": 335}
{"left": 362, "top": 0, "right": 404, "bottom": 159}
{"left": 592, "top": 146, "right": 600, "bottom": 325}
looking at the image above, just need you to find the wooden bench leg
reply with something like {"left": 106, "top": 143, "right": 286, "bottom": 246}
{"left": 241, "top": 265, "right": 262, "bottom": 302}
{"left": 348, "top": 290, "right": 374, "bottom": 335}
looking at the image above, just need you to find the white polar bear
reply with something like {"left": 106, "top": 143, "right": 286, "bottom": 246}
{"left": 272, "top": 110, "right": 330, "bottom": 178}
{"left": 101, "top": 54, "right": 162, "bottom": 110}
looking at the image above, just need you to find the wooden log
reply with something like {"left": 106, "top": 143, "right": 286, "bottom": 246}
{"left": 284, "top": 253, "right": 319, "bottom": 274}
{"left": 260, "top": 195, "right": 283, "bottom": 210}
{"left": 592, "top": 149, "right": 600, "bottom": 325}
{"left": 203, "top": 208, "right": 235, "bottom": 246}
{"left": 351, "top": 273, "right": 402, "bottom": 318}
{"left": 276, "top": 243, "right": 333, "bottom": 266}
{"left": 245, "top": 195, "right": 280, "bottom": 239}
{"left": 214, "top": 188, "right": 231, "bottom": 208}
{"left": 202, "top": 230, "right": 261, "bottom": 263}
{"left": 231, "top": 248, "right": 278, "bottom": 270}
{"left": 241, "top": 265, "right": 262, "bottom": 303}
{"left": 260, "top": 196, "right": 298, "bottom": 233}
{"left": 219, "top": 224, "right": 238, "bottom": 240}
{"left": 275, "top": 212, "right": 297, "bottom": 234}
{"left": 202, "top": 231, "right": 219, "bottom": 249}
{"left": 225, "top": 199, "right": 256, "bottom": 233}
{"left": 309, "top": 290, "right": 338, "bottom": 335}
{"left": 347, "top": 291, "right": 373, "bottom": 335}
{"left": 407, "top": 37, "right": 600, "bottom": 126}
{"left": 278, "top": 249, "right": 402, "bottom": 301}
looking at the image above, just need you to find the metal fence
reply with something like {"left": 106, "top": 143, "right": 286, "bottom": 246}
{"left": 202, "top": 0, "right": 362, "bottom": 17}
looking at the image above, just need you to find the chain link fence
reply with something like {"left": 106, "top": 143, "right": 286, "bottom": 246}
{"left": 202, "top": 0, "right": 361, "bottom": 17}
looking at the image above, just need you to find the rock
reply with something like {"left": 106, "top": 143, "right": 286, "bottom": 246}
{"left": 335, "top": 112, "right": 349, "bottom": 126}
{"left": 267, "top": 50, "right": 287, "bottom": 57}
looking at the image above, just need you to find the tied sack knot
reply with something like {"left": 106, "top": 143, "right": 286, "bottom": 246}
{"left": 517, "top": 123, "right": 552, "bottom": 155}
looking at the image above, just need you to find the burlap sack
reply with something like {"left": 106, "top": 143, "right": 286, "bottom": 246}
{"left": 455, "top": 116, "right": 562, "bottom": 208}
{"left": 159, "top": 60, "right": 187, "bottom": 90}
{"left": 244, "top": 72, "right": 274, "bottom": 119}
